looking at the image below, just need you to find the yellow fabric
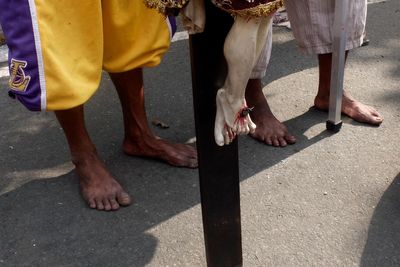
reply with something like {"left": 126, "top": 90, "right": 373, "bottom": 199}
{"left": 34, "top": 0, "right": 171, "bottom": 110}
{"left": 102, "top": 1, "right": 171, "bottom": 72}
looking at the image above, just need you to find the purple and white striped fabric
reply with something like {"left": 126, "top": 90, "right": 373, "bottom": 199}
{"left": 0, "top": 0, "right": 46, "bottom": 111}
{"left": 167, "top": 15, "right": 177, "bottom": 39}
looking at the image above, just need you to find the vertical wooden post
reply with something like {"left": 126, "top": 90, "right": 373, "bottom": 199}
{"left": 189, "top": 1, "right": 243, "bottom": 266}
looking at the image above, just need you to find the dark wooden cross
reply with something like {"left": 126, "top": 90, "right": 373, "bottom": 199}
{"left": 189, "top": 1, "right": 243, "bottom": 266}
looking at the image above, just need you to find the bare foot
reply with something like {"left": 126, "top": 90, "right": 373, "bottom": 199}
{"left": 314, "top": 91, "right": 383, "bottom": 126}
{"left": 245, "top": 80, "right": 296, "bottom": 147}
{"left": 123, "top": 136, "right": 198, "bottom": 168}
{"left": 214, "top": 88, "right": 256, "bottom": 146}
{"left": 249, "top": 102, "right": 296, "bottom": 147}
{"left": 73, "top": 151, "right": 132, "bottom": 211}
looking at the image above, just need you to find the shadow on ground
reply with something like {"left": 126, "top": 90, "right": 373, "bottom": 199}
{"left": 0, "top": 2, "right": 398, "bottom": 266}
{"left": 0, "top": 35, "right": 331, "bottom": 266}
{"left": 361, "top": 173, "right": 400, "bottom": 266}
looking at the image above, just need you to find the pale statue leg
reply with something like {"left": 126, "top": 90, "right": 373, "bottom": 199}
{"left": 214, "top": 15, "right": 272, "bottom": 146}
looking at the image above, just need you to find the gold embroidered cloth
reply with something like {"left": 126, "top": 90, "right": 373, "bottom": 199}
{"left": 143, "top": 0, "right": 284, "bottom": 17}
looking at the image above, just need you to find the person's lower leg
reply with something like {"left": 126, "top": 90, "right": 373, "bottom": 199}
{"left": 314, "top": 53, "right": 383, "bottom": 125}
{"left": 245, "top": 79, "right": 296, "bottom": 147}
{"left": 55, "top": 105, "right": 131, "bottom": 211}
{"left": 108, "top": 68, "right": 197, "bottom": 168}
{"left": 314, "top": 52, "right": 348, "bottom": 103}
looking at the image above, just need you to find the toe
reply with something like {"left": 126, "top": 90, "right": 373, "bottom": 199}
{"left": 249, "top": 120, "right": 256, "bottom": 133}
{"left": 103, "top": 199, "right": 112, "bottom": 211}
{"left": 187, "top": 147, "right": 198, "bottom": 159}
{"left": 110, "top": 198, "right": 120, "bottom": 211}
{"left": 265, "top": 137, "right": 273, "bottom": 146}
{"left": 285, "top": 134, "right": 297, "bottom": 144}
{"left": 180, "top": 153, "right": 198, "bottom": 168}
{"left": 237, "top": 125, "right": 244, "bottom": 135}
{"left": 95, "top": 199, "right": 105, "bottom": 210}
{"left": 343, "top": 101, "right": 383, "bottom": 126}
{"left": 214, "top": 126, "right": 225, "bottom": 147}
{"left": 164, "top": 150, "right": 198, "bottom": 168}
{"left": 370, "top": 111, "right": 383, "bottom": 124}
{"left": 234, "top": 123, "right": 240, "bottom": 134}
{"left": 240, "top": 122, "right": 247, "bottom": 135}
{"left": 244, "top": 124, "right": 250, "bottom": 135}
{"left": 223, "top": 131, "right": 230, "bottom": 145}
{"left": 371, "top": 116, "right": 383, "bottom": 125}
{"left": 358, "top": 111, "right": 383, "bottom": 125}
{"left": 117, "top": 192, "right": 132, "bottom": 206}
{"left": 215, "top": 133, "right": 225, "bottom": 146}
{"left": 278, "top": 137, "right": 287, "bottom": 147}
{"left": 88, "top": 199, "right": 96, "bottom": 209}
{"left": 229, "top": 127, "right": 236, "bottom": 139}
{"left": 187, "top": 158, "right": 198, "bottom": 168}
{"left": 272, "top": 136, "right": 280, "bottom": 147}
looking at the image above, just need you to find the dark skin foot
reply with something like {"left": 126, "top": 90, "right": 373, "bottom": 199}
{"left": 74, "top": 151, "right": 132, "bottom": 211}
{"left": 245, "top": 79, "right": 296, "bottom": 147}
{"left": 314, "top": 91, "right": 383, "bottom": 126}
{"left": 109, "top": 69, "right": 198, "bottom": 168}
{"left": 316, "top": 53, "right": 383, "bottom": 126}
{"left": 123, "top": 135, "right": 198, "bottom": 168}
{"left": 55, "top": 107, "right": 132, "bottom": 211}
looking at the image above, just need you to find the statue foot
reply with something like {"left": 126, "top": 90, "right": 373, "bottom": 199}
{"left": 214, "top": 88, "right": 256, "bottom": 146}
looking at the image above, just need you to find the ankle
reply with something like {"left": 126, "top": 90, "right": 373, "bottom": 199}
{"left": 70, "top": 147, "right": 99, "bottom": 166}
{"left": 123, "top": 133, "right": 160, "bottom": 152}
{"left": 245, "top": 87, "right": 267, "bottom": 108}
{"left": 227, "top": 94, "right": 246, "bottom": 111}
{"left": 315, "top": 93, "right": 329, "bottom": 103}
{"left": 124, "top": 130, "right": 156, "bottom": 145}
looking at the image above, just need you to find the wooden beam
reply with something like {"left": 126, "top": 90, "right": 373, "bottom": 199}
{"left": 189, "top": 1, "right": 243, "bottom": 266}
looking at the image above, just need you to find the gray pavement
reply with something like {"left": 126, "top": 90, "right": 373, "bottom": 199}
{"left": 1, "top": 1, "right": 399, "bottom": 266}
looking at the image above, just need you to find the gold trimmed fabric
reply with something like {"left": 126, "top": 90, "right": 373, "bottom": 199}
{"left": 144, "top": 0, "right": 284, "bottom": 17}
{"left": 215, "top": 0, "right": 284, "bottom": 18}
{"left": 143, "top": 0, "right": 190, "bottom": 15}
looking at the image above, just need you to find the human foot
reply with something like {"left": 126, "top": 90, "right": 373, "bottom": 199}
{"left": 123, "top": 136, "right": 198, "bottom": 168}
{"left": 245, "top": 79, "right": 296, "bottom": 147}
{"left": 73, "top": 151, "right": 132, "bottom": 211}
{"left": 249, "top": 111, "right": 296, "bottom": 147}
{"left": 314, "top": 91, "right": 383, "bottom": 126}
{"left": 214, "top": 88, "right": 256, "bottom": 146}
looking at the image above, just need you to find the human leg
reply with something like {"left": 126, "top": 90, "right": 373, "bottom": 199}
{"left": 285, "top": 0, "right": 382, "bottom": 125}
{"left": 246, "top": 79, "right": 296, "bottom": 147}
{"left": 102, "top": 2, "right": 197, "bottom": 166}
{"left": 314, "top": 53, "right": 383, "bottom": 125}
{"left": 246, "top": 20, "right": 296, "bottom": 147}
{"left": 55, "top": 106, "right": 131, "bottom": 211}
{"left": 108, "top": 68, "right": 198, "bottom": 168}
{"left": 0, "top": 1, "right": 132, "bottom": 211}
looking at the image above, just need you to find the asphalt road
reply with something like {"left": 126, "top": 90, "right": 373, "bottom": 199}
{"left": 0, "top": 1, "right": 399, "bottom": 266}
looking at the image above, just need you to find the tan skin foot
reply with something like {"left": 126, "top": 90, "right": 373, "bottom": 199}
{"left": 250, "top": 108, "right": 296, "bottom": 147}
{"left": 316, "top": 53, "right": 383, "bottom": 126}
{"left": 122, "top": 135, "right": 198, "bottom": 168}
{"left": 245, "top": 79, "right": 296, "bottom": 147}
{"left": 109, "top": 69, "right": 198, "bottom": 169}
{"left": 74, "top": 151, "right": 132, "bottom": 211}
{"left": 55, "top": 107, "right": 131, "bottom": 211}
{"left": 314, "top": 91, "right": 383, "bottom": 126}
